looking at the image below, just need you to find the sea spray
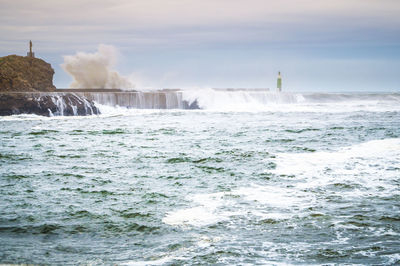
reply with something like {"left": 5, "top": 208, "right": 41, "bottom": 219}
{"left": 61, "top": 44, "right": 134, "bottom": 89}
{"left": 181, "top": 89, "right": 301, "bottom": 110}
{"left": 80, "top": 90, "right": 400, "bottom": 113}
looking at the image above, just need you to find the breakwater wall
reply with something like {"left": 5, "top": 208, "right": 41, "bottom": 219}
{"left": 77, "top": 91, "right": 199, "bottom": 109}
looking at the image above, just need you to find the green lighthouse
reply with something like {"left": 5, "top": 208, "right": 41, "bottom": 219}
{"left": 277, "top": 71, "right": 282, "bottom": 92}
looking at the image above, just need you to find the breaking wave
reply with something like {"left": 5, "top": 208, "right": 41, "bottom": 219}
{"left": 88, "top": 89, "right": 400, "bottom": 113}
{"left": 180, "top": 89, "right": 400, "bottom": 111}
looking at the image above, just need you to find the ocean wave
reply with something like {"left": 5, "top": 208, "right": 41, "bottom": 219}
{"left": 1, "top": 91, "right": 399, "bottom": 118}
{"left": 92, "top": 90, "right": 400, "bottom": 113}
{"left": 271, "top": 138, "right": 400, "bottom": 194}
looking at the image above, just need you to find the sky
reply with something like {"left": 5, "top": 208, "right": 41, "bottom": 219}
{"left": 0, "top": 0, "right": 399, "bottom": 91}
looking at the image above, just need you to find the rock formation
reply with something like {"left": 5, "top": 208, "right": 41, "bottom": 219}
{"left": 0, "top": 93, "right": 100, "bottom": 116}
{"left": 0, "top": 55, "right": 56, "bottom": 92}
{"left": 0, "top": 54, "right": 99, "bottom": 116}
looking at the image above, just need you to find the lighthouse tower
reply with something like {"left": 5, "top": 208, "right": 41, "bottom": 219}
{"left": 277, "top": 71, "right": 282, "bottom": 92}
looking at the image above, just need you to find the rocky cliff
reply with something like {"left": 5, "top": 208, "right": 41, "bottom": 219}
{"left": 0, "top": 93, "right": 100, "bottom": 116}
{"left": 0, "top": 54, "right": 100, "bottom": 116}
{"left": 0, "top": 55, "right": 56, "bottom": 92}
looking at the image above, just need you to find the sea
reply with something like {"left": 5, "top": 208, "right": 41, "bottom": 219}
{"left": 0, "top": 91, "right": 399, "bottom": 265}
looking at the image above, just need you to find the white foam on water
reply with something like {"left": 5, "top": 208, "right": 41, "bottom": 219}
{"left": 0, "top": 114, "right": 44, "bottom": 121}
{"left": 272, "top": 138, "right": 400, "bottom": 193}
{"left": 162, "top": 206, "right": 223, "bottom": 226}
{"left": 163, "top": 185, "right": 313, "bottom": 227}
{"left": 122, "top": 256, "right": 187, "bottom": 266}
{"left": 371, "top": 227, "right": 400, "bottom": 237}
{"left": 251, "top": 211, "right": 291, "bottom": 221}
{"left": 383, "top": 253, "right": 400, "bottom": 265}
{"left": 0, "top": 113, "right": 99, "bottom": 121}
{"left": 163, "top": 192, "right": 230, "bottom": 226}
{"left": 234, "top": 185, "right": 314, "bottom": 208}
{"left": 163, "top": 140, "right": 399, "bottom": 228}
{"left": 196, "top": 235, "right": 222, "bottom": 248}
{"left": 95, "top": 103, "right": 192, "bottom": 117}
{"left": 273, "top": 138, "right": 400, "bottom": 175}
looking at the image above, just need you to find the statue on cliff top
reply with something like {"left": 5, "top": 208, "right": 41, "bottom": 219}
{"left": 27, "top": 40, "right": 35, "bottom": 58}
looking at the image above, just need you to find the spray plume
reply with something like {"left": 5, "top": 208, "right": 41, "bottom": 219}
{"left": 61, "top": 44, "right": 134, "bottom": 89}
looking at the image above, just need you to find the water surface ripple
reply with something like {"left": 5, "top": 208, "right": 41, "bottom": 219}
{"left": 1, "top": 109, "right": 399, "bottom": 265}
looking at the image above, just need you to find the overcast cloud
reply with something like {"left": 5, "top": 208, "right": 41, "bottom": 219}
{"left": 1, "top": 0, "right": 399, "bottom": 90}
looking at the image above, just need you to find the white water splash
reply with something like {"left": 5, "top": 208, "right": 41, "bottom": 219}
{"left": 181, "top": 89, "right": 302, "bottom": 111}
{"left": 87, "top": 89, "right": 400, "bottom": 113}
{"left": 180, "top": 89, "right": 400, "bottom": 112}
{"left": 61, "top": 44, "right": 134, "bottom": 89}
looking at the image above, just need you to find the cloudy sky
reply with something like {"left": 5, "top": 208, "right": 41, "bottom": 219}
{"left": 1, "top": 0, "right": 399, "bottom": 91}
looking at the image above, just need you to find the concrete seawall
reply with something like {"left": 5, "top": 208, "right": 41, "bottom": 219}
{"left": 56, "top": 89, "right": 199, "bottom": 109}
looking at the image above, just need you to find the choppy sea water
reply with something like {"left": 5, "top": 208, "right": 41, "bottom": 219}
{"left": 1, "top": 93, "right": 400, "bottom": 265}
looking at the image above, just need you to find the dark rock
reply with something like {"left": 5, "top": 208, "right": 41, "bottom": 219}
{"left": 183, "top": 99, "right": 200, "bottom": 109}
{"left": 0, "top": 54, "right": 101, "bottom": 116}
{"left": 0, "top": 55, "right": 56, "bottom": 92}
{"left": 0, "top": 93, "right": 100, "bottom": 116}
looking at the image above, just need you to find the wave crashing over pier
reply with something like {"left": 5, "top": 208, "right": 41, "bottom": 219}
{"left": 79, "top": 89, "right": 400, "bottom": 113}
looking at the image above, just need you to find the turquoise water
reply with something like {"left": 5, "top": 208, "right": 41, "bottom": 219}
{"left": 1, "top": 95, "right": 400, "bottom": 264}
